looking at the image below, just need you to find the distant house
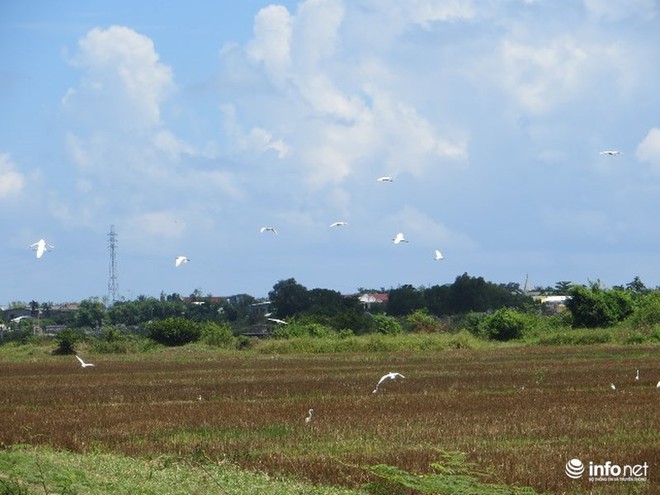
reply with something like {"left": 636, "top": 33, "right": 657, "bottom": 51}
{"left": 533, "top": 295, "right": 569, "bottom": 313}
{"left": 353, "top": 293, "right": 389, "bottom": 311}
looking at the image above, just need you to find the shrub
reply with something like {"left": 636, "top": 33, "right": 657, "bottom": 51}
{"left": 405, "top": 309, "right": 443, "bottom": 333}
{"left": 627, "top": 291, "right": 660, "bottom": 329}
{"left": 147, "top": 317, "right": 202, "bottom": 346}
{"left": 482, "top": 308, "right": 526, "bottom": 341}
{"left": 53, "top": 329, "right": 80, "bottom": 355}
{"left": 371, "top": 314, "right": 403, "bottom": 335}
{"left": 272, "top": 321, "right": 334, "bottom": 339}
{"left": 200, "top": 321, "right": 235, "bottom": 348}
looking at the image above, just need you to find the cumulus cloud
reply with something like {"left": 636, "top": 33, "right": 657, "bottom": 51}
{"left": 64, "top": 25, "right": 174, "bottom": 130}
{"left": 636, "top": 127, "right": 660, "bottom": 169}
{"left": 0, "top": 153, "right": 25, "bottom": 199}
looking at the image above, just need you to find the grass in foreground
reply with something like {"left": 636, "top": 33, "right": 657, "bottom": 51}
{"left": 0, "top": 444, "right": 363, "bottom": 495}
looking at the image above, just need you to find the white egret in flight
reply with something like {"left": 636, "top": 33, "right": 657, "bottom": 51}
{"left": 392, "top": 233, "right": 408, "bottom": 244}
{"left": 175, "top": 256, "right": 190, "bottom": 267}
{"left": 260, "top": 226, "right": 278, "bottom": 235}
{"left": 267, "top": 317, "right": 288, "bottom": 325}
{"left": 599, "top": 150, "right": 621, "bottom": 156}
{"left": 76, "top": 355, "right": 95, "bottom": 368}
{"left": 30, "top": 239, "right": 54, "bottom": 259}
{"left": 330, "top": 221, "right": 349, "bottom": 227}
{"left": 376, "top": 176, "right": 393, "bottom": 182}
{"left": 433, "top": 250, "right": 444, "bottom": 260}
{"left": 372, "top": 372, "right": 405, "bottom": 393}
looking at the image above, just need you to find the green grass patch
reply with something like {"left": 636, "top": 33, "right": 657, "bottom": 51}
{"left": 0, "top": 445, "right": 364, "bottom": 495}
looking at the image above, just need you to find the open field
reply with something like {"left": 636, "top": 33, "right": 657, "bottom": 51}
{"left": 0, "top": 344, "right": 658, "bottom": 494}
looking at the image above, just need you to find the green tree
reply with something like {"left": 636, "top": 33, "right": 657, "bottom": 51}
{"left": 74, "top": 298, "right": 106, "bottom": 329}
{"left": 269, "top": 278, "right": 310, "bottom": 318}
{"left": 387, "top": 284, "right": 424, "bottom": 316}
{"left": 566, "top": 284, "right": 633, "bottom": 328}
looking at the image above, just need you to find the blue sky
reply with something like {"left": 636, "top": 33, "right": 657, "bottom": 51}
{"left": 2, "top": 0, "right": 660, "bottom": 305}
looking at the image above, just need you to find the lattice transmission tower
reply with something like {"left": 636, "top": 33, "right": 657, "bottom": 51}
{"left": 107, "top": 225, "right": 119, "bottom": 303}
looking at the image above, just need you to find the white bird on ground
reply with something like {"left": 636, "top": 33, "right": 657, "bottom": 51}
{"left": 76, "top": 355, "right": 95, "bottom": 368}
{"left": 656, "top": 381, "right": 660, "bottom": 389}
{"left": 260, "top": 226, "right": 278, "bottom": 235}
{"left": 267, "top": 317, "right": 288, "bottom": 325}
{"left": 376, "top": 176, "right": 393, "bottom": 182}
{"left": 30, "top": 239, "right": 54, "bottom": 259}
{"left": 610, "top": 383, "right": 616, "bottom": 391}
{"left": 330, "top": 221, "right": 349, "bottom": 227}
{"left": 392, "top": 233, "right": 408, "bottom": 244}
{"left": 175, "top": 256, "right": 190, "bottom": 267}
{"left": 433, "top": 250, "right": 444, "bottom": 260}
{"left": 305, "top": 408, "right": 314, "bottom": 425}
{"left": 600, "top": 150, "right": 621, "bottom": 156}
{"left": 372, "top": 372, "right": 405, "bottom": 394}
{"left": 636, "top": 369, "right": 640, "bottom": 382}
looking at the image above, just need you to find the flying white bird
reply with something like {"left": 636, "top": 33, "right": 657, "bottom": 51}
{"left": 30, "top": 239, "right": 54, "bottom": 259}
{"left": 372, "top": 372, "right": 405, "bottom": 394}
{"left": 267, "top": 317, "right": 288, "bottom": 325}
{"left": 76, "top": 355, "right": 95, "bottom": 368}
{"left": 433, "top": 250, "right": 444, "bottom": 260}
{"left": 610, "top": 383, "right": 616, "bottom": 391}
{"left": 260, "top": 226, "right": 278, "bottom": 235}
{"left": 175, "top": 256, "right": 190, "bottom": 267}
{"left": 304, "top": 408, "right": 314, "bottom": 425}
{"left": 392, "top": 233, "right": 408, "bottom": 244}
{"left": 376, "top": 176, "right": 393, "bottom": 182}
{"left": 600, "top": 150, "right": 621, "bottom": 156}
{"left": 330, "top": 221, "right": 349, "bottom": 227}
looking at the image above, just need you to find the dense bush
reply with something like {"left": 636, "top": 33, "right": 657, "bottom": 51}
{"left": 147, "top": 317, "right": 202, "bottom": 346}
{"left": 566, "top": 284, "right": 633, "bottom": 328}
{"left": 53, "top": 328, "right": 80, "bottom": 354}
{"left": 405, "top": 309, "right": 444, "bottom": 333}
{"left": 481, "top": 308, "right": 526, "bottom": 341}
{"left": 200, "top": 321, "right": 236, "bottom": 348}
{"left": 627, "top": 291, "right": 660, "bottom": 329}
{"left": 272, "top": 320, "right": 336, "bottom": 339}
{"left": 371, "top": 314, "right": 403, "bottom": 335}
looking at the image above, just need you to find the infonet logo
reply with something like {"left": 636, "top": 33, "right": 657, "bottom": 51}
{"left": 565, "top": 458, "right": 649, "bottom": 482}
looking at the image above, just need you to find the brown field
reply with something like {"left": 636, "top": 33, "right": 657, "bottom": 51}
{"left": 0, "top": 345, "right": 658, "bottom": 494}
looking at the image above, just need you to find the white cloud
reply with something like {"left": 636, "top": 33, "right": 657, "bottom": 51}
{"left": 0, "top": 153, "right": 25, "bottom": 199}
{"left": 65, "top": 25, "right": 174, "bottom": 129}
{"left": 247, "top": 5, "right": 293, "bottom": 85}
{"left": 636, "top": 127, "right": 660, "bottom": 169}
{"left": 583, "top": 0, "right": 657, "bottom": 21}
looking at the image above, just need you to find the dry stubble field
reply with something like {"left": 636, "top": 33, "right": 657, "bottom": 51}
{"left": 0, "top": 344, "right": 658, "bottom": 494}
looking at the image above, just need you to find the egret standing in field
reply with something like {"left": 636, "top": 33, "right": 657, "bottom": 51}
{"left": 175, "top": 255, "right": 190, "bottom": 267}
{"left": 76, "top": 355, "right": 95, "bottom": 368}
{"left": 372, "top": 372, "right": 405, "bottom": 394}
{"left": 635, "top": 369, "right": 640, "bottom": 382}
{"left": 610, "top": 383, "right": 616, "bottom": 391}
{"left": 304, "top": 408, "right": 314, "bottom": 425}
{"left": 30, "top": 239, "right": 54, "bottom": 259}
